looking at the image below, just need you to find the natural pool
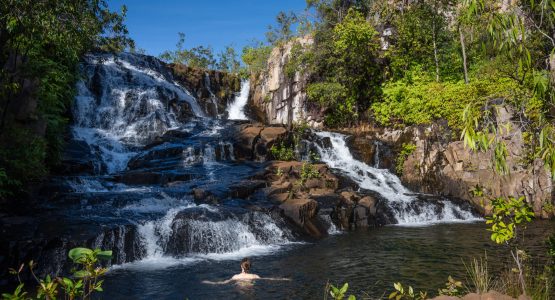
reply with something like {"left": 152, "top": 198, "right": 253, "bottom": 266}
{"left": 102, "top": 220, "right": 554, "bottom": 299}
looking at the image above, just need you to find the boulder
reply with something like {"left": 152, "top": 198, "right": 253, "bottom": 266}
{"left": 233, "top": 124, "right": 288, "bottom": 160}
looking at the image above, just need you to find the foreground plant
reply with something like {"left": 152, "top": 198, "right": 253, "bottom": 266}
{"left": 2, "top": 247, "right": 112, "bottom": 300}
{"left": 327, "top": 282, "right": 356, "bottom": 300}
{"left": 388, "top": 282, "right": 427, "bottom": 300}
{"left": 486, "top": 196, "right": 534, "bottom": 295}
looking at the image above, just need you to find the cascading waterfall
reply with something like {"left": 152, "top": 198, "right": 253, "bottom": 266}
{"left": 66, "top": 52, "right": 294, "bottom": 269}
{"left": 134, "top": 205, "right": 292, "bottom": 264}
{"left": 73, "top": 52, "right": 204, "bottom": 173}
{"left": 204, "top": 72, "right": 220, "bottom": 117}
{"left": 373, "top": 141, "right": 381, "bottom": 168}
{"left": 314, "top": 131, "right": 480, "bottom": 225}
{"left": 227, "top": 80, "right": 250, "bottom": 120}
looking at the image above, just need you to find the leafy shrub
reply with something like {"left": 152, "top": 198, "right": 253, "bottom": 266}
{"left": 242, "top": 44, "right": 273, "bottom": 75}
{"left": 372, "top": 66, "right": 520, "bottom": 130}
{"left": 327, "top": 282, "right": 356, "bottom": 300}
{"left": 388, "top": 282, "right": 427, "bottom": 300}
{"left": 395, "top": 143, "right": 416, "bottom": 175}
{"left": 270, "top": 142, "right": 295, "bottom": 161}
{"left": 3, "top": 247, "right": 112, "bottom": 300}
{"left": 438, "top": 276, "right": 463, "bottom": 296}
{"left": 299, "top": 162, "right": 320, "bottom": 186}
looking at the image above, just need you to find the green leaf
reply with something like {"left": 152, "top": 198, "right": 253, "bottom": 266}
{"left": 68, "top": 247, "right": 93, "bottom": 263}
{"left": 73, "top": 270, "right": 91, "bottom": 278}
{"left": 96, "top": 250, "right": 112, "bottom": 260}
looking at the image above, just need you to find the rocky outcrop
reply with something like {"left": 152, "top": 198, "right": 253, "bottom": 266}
{"left": 233, "top": 123, "right": 288, "bottom": 160}
{"left": 248, "top": 37, "right": 323, "bottom": 128}
{"left": 170, "top": 64, "right": 241, "bottom": 117}
{"left": 254, "top": 161, "right": 386, "bottom": 237}
{"left": 348, "top": 106, "right": 554, "bottom": 218}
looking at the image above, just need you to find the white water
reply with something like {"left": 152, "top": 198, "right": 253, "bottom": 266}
{"left": 72, "top": 53, "right": 204, "bottom": 173}
{"left": 314, "top": 131, "right": 481, "bottom": 225}
{"left": 132, "top": 205, "right": 293, "bottom": 268}
{"left": 227, "top": 80, "right": 249, "bottom": 120}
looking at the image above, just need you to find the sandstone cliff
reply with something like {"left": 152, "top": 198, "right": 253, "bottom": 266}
{"left": 248, "top": 37, "right": 323, "bottom": 128}
{"left": 347, "top": 106, "right": 554, "bottom": 218}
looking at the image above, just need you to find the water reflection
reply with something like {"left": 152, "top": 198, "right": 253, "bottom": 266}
{"left": 103, "top": 221, "right": 554, "bottom": 299}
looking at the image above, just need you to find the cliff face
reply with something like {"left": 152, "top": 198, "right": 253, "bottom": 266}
{"left": 170, "top": 64, "right": 241, "bottom": 118}
{"left": 248, "top": 37, "right": 323, "bottom": 128}
{"left": 348, "top": 106, "right": 554, "bottom": 218}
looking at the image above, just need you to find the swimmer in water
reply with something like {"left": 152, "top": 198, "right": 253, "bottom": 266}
{"left": 230, "top": 258, "right": 260, "bottom": 281}
{"left": 202, "top": 257, "right": 289, "bottom": 285}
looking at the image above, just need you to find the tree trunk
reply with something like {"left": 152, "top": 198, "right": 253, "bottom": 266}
{"left": 459, "top": 26, "right": 469, "bottom": 84}
{"left": 433, "top": 20, "right": 440, "bottom": 82}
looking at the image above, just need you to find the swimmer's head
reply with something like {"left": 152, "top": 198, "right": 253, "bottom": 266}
{"left": 240, "top": 258, "right": 251, "bottom": 273}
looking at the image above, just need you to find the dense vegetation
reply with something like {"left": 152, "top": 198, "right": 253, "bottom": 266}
{"left": 243, "top": 0, "right": 554, "bottom": 132}
{"left": 0, "top": 0, "right": 133, "bottom": 200}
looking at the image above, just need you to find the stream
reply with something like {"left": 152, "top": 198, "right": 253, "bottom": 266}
{"left": 1, "top": 52, "right": 552, "bottom": 299}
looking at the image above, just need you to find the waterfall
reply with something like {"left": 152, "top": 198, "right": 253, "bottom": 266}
{"left": 72, "top": 53, "right": 205, "bottom": 173}
{"left": 204, "top": 72, "right": 220, "bottom": 117}
{"left": 373, "top": 141, "right": 381, "bottom": 168}
{"left": 135, "top": 205, "right": 292, "bottom": 262}
{"left": 314, "top": 131, "right": 480, "bottom": 225}
{"left": 227, "top": 80, "right": 249, "bottom": 120}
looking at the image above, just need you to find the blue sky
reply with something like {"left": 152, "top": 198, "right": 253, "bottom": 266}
{"left": 108, "top": 0, "right": 307, "bottom": 57}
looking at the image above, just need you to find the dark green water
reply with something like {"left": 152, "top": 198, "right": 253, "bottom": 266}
{"left": 102, "top": 220, "right": 554, "bottom": 299}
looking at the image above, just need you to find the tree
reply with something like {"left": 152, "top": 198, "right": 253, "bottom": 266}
{"left": 305, "top": 8, "right": 382, "bottom": 127}
{"left": 387, "top": 1, "right": 452, "bottom": 81}
{"left": 217, "top": 46, "right": 241, "bottom": 73}
{"left": 241, "top": 42, "right": 273, "bottom": 75}
{"left": 266, "top": 11, "right": 299, "bottom": 46}
{"left": 0, "top": 0, "right": 133, "bottom": 198}
{"left": 159, "top": 32, "right": 216, "bottom": 69}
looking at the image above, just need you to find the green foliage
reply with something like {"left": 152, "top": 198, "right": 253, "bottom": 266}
{"left": 386, "top": 1, "right": 453, "bottom": 80}
{"left": 438, "top": 276, "right": 463, "bottom": 297}
{"left": 0, "top": 127, "right": 48, "bottom": 195}
{"left": 160, "top": 32, "right": 216, "bottom": 69}
{"left": 217, "top": 46, "right": 241, "bottom": 73}
{"left": 396, "top": 143, "right": 416, "bottom": 175}
{"left": 299, "top": 162, "right": 320, "bottom": 186}
{"left": 470, "top": 185, "right": 485, "bottom": 198}
{"left": 464, "top": 255, "right": 495, "bottom": 294}
{"left": 388, "top": 282, "right": 427, "bottom": 300}
{"left": 548, "top": 235, "right": 555, "bottom": 272}
{"left": 284, "top": 42, "right": 304, "bottom": 79}
{"left": 373, "top": 67, "right": 520, "bottom": 129}
{"left": 486, "top": 196, "right": 534, "bottom": 244}
{"left": 3, "top": 247, "right": 112, "bottom": 300}
{"left": 241, "top": 43, "right": 273, "bottom": 75}
{"left": 307, "top": 82, "right": 348, "bottom": 107}
{"left": 0, "top": 0, "right": 133, "bottom": 198}
{"left": 328, "top": 283, "right": 356, "bottom": 300}
{"left": 270, "top": 142, "right": 295, "bottom": 161}
{"left": 266, "top": 11, "right": 298, "bottom": 46}
{"left": 304, "top": 8, "right": 382, "bottom": 127}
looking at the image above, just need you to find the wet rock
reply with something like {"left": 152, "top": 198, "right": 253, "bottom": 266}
{"left": 55, "top": 139, "right": 104, "bottom": 175}
{"left": 118, "top": 171, "right": 196, "bottom": 185}
{"left": 233, "top": 124, "right": 288, "bottom": 160}
{"left": 229, "top": 180, "right": 267, "bottom": 199}
{"left": 170, "top": 64, "right": 241, "bottom": 118}
{"left": 279, "top": 198, "right": 326, "bottom": 237}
